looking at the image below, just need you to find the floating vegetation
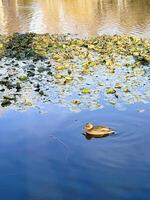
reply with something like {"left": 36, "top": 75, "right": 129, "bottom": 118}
{"left": 0, "top": 33, "right": 149, "bottom": 112}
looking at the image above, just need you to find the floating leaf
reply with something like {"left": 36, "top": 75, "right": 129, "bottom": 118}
{"left": 81, "top": 88, "right": 91, "bottom": 94}
{"left": 25, "top": 101, "right": 33, "bottom": 106}
{"left": 106, "top": 88, "right": 116, "bottom": 94}
{"left": 1, "top": 99, "right": 11, "bottom": 107}
{"left": 71, "top": 100, "right": 81, "bottom": 105}
{"left": 55, "top": 65, "right": 65, "bottom": 70}
{"left": 115, "top": 83, "right": 122, "bottom": 89}
{"left": 55, "top": 74, "right": 63, "bottom": 79}
{"left": 124, "top": 88, "right": 130, "bottom": 93}
{"left": 19, "top": 75, "right": 28, "bottom": 81}
{"left": 0, "top": 43, "right": 3, "bottom": 49}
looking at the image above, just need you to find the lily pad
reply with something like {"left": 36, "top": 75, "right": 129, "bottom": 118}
{"left": 106, "top": 88, "right": 116, "bottom": 94}
{"left": 19, "top": 75, "right": 28, "bottom": 81}
{"left": 81, "top": 88, "right": 91, "bottom": 94}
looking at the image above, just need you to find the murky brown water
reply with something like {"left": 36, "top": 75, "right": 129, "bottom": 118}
{"left": 0, "top": 0, "right": 150, "bottom": 37}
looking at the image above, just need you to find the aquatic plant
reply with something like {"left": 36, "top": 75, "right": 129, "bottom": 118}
{"left": 0, "top": 33, "right": 149, "bottom": 112}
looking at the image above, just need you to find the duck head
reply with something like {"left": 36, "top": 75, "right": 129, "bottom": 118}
{"left": 84, "top": 123, "right": 94, "bottom": 131}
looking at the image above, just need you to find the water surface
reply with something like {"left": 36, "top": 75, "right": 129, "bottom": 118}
{"left": 0, "top": 0, "right": 150, "bottom": 200}
{"left": 0, "top": 103, "right": 150, "bottom": 200}
{"left": 0, "top": 0, "right": 150, "bottom": 37}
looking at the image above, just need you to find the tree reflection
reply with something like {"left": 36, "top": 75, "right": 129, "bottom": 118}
{"left": 0, "top": 0, "right": 150, "bottom": 36}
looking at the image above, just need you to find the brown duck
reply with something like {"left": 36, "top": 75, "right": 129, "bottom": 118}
{"left": 84, "top": 123, "right": 114, "bottom": 137}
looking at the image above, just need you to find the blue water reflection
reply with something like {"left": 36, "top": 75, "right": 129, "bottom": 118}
{"left": 0, "top": 103, "right": 150, "bottom": 199}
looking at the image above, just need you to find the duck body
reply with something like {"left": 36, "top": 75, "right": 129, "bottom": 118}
{"left": 84, "top": 123, "right": 114, "bottom": 137}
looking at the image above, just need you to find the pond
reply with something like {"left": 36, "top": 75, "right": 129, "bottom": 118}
{"left": 0, "top": 1, "right": 150, "bottom": 200}
{"left": 0, "top": 0, "right": 150, "bottom": 37}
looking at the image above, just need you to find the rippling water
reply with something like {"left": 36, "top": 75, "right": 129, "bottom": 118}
{"left": 0, "top": 0, "right": 150, "bottom": 200}
{"left": 0, "top": 104, "right": 150, "bottom": 199}
{"left": 0, "top": 0, "right": 150, "bottom": 37}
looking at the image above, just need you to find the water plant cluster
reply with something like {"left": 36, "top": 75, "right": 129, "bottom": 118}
{"left": 0, "top": 33, "right": 149, "bottom": 111}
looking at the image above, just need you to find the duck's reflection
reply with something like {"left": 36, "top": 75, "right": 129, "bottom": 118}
{"left": 83, "top": 133, "right": 112, "bottom": 140}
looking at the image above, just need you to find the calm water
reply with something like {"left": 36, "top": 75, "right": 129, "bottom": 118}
{"left": 0, "top": 104, "right": 150, "bottom": 199}
{"left": 0, "top": 0, "right": 150, "bottom": 37}
{"left": 0, "top": 0, "right": 150, "bottom": 200}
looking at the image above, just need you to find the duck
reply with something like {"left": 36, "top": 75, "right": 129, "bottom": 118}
{"left": 84, "top": 122, "right": 114, "bottom": 138}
